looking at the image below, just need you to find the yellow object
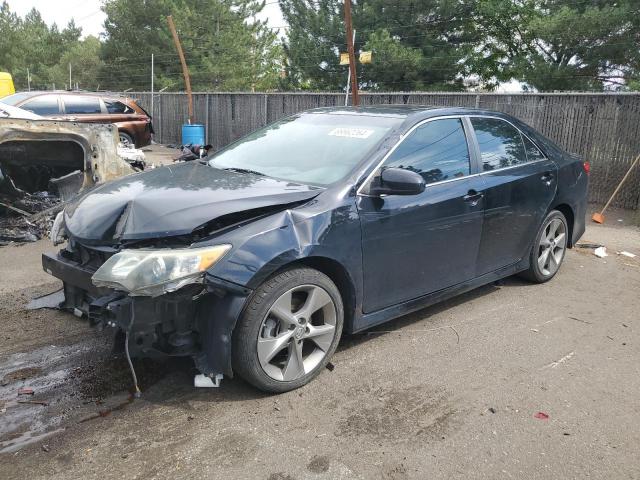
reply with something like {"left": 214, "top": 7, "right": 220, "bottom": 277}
{"left": 0, "top": 72, "right": 15, "bottom": 98}
{"left": 359, "top": 51, "right": 373, "bottom": 64}
{"left": 339, "top": 53, "right": 350, "bottom": 65}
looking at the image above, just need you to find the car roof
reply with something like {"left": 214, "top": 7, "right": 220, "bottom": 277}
{"left": 305, "top": 105, "right": 516, "bottom": 123}
{"left": 4, "top": 90, "right": 133, "bottom": 102}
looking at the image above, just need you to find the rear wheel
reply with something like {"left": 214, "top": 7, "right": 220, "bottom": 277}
{"left": 232, "top": 267, "right": 343, "bottom": 393}
{"left": 118, "top": 131, "right": 134, "bottom": 147}
{"left": 520, "top": 210, "right": 568, "bottom": 283}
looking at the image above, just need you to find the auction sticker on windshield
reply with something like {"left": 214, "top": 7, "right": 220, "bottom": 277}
{"left": 328, "top": 127, "right": 374, "bottom": 139}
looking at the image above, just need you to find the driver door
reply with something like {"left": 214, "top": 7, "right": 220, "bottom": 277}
{"left": 357, "top": 117, "right": 485, "bottom": 313}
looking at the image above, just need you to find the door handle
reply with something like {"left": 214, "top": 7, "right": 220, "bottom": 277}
{"left": 463, "top": 190, "right": 484, "bottom": 206}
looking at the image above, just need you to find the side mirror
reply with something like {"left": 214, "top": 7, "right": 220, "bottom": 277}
{"left": 369, "top": 167, "right": 425, "bottom": 196}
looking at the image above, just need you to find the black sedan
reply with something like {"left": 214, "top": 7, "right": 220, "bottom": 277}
{"left": 43, "top": 106, "right": 589, "bottom": 392}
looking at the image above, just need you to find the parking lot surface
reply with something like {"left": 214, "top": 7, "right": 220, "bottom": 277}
{"left": 0, "top": 221, "right": 638, "bottom": 479}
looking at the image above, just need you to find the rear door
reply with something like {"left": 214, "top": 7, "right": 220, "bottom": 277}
{"left": 468, "top": 116, "right": 557, "bottom": 275}
{"left": 357, "top": 117, "right": 485, "bottom": 313}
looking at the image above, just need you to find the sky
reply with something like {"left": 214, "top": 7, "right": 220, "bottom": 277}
{"left": 5, "top": 0, "right": 285, "bottom": 38}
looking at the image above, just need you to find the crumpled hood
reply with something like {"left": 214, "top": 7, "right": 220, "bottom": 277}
{"left": 64, "top": 162, "right": 321, "bottom": 243}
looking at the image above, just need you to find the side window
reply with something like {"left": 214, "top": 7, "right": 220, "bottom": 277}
{"left": 21, "top": 95, "right": 61, "bottom": 115}
{"left": 105, "top": 100, "right": 134, "bottom": 114}
{"left": 63, "top": 96, "right": 102, "bottom": 114}
{"left": 523, "top": 135, "right": 546, "bottom": 162}
{"left": 385, "top": 118, "right": 470, "bottom": 185}
{"left": 471, "top": 117, "right": 527, "bottom": 171}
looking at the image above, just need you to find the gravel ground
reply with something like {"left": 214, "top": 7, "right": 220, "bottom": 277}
{"left": 0, "top": 218, "right": 638, "bottom": 479}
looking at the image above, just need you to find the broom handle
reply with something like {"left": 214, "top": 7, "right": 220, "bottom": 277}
{"left": 600, "top": 154, "right": 640, "bottom": 215}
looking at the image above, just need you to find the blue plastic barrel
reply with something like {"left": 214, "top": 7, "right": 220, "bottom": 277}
{"left": 181, "top": 124, "right": 205, "bottom": 145}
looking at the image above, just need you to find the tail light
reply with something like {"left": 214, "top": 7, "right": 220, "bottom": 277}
{"left": 583, "top": 161, "right": 590, "bottom": 175}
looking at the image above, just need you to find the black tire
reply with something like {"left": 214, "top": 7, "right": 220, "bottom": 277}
{"left": 118, "top": 131, "right": 134, "bottom": 147}
{"left": 232, "top": 267, "right": 343, "bottom": 393}
{"left": 519, "top": 210, "right": 568, "bottom": 283}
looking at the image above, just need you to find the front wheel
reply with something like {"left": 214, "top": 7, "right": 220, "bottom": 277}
{"left": 232, "top": 267, "right": 344, "bottom": 393}
{"left": 520, "top": 210, "right": 568, "bottom": 283}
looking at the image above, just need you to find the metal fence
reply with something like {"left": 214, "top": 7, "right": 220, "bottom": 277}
{"left": 129, "top": 92, "right": 640, "bottom": 209}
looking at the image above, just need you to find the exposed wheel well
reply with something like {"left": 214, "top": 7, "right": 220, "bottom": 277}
{"left": 550, "top": 203, "right": 575, "bottom": 247}
{"left": 273, "top": 257, "right": 356, "bottom": 333}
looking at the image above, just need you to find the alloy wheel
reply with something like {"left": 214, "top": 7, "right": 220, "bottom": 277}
{"left": 537, "top": 217, "right": 567, "bottom": 276}
{"left": 257, "top": 284, "right": 337, "bottom": 381}
{"left": 119, "top": 133, "right": 132, "bottom": 147}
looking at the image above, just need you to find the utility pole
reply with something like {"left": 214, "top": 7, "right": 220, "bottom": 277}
{"left": 26, "top": 68, "right": 31, "bottom": 91}
{"left": 344, "top": 30, "right": 355, "bottom": 106}
{"left": 167, "top": 15, "right": 194, "bottom": 124}
{"left": 68, "top": 63, "right": 72, "bottom": 91}
{"left": 151, "top": 53, "right": 154, "bottom": 118}
{"left": 343, "top": 0, "right": 359, "bottom": 106}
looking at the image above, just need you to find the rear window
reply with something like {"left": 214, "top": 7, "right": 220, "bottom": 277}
{"left": 21, "top": 95, "right": 61, "bottom": 115}
{"left": 104, "top": 99, "right": 134, "bottom": 114}
{"left": 63, "top": 96, "right": 102, "bottom": 114}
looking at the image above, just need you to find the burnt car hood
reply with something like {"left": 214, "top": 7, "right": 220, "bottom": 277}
{"left": 64, "top": 162, "right": 321, "bottom": 243}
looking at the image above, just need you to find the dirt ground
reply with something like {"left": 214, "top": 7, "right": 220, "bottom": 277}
{"left": 0, "top": 207, "right": 639, "bottom": 479}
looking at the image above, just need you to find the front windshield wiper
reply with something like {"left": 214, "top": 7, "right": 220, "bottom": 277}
{"left": 219, "top": 167, "right": 266, "bottom": 177}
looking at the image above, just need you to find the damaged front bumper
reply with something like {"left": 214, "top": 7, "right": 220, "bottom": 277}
{"left": 42, "top": 249, "right": 251, "bottom": 382}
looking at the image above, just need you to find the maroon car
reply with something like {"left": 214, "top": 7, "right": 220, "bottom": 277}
{"left": 0, "top": 91, "right": 153, "bottom": 147}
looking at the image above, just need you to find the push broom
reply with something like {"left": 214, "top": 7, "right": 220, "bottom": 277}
{"left": 592, "top": 153, "right": 640, "bottom": 224}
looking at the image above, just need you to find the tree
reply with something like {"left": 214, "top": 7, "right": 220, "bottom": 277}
{"left": 49, "top": 36, "right": 104, "bottom": 90}
{"left": 0, "top": 2, "right": 22, "bottom": 78}
{"left": 100, "top": 0, "right": 282, "bottom": 91}
{"left": 279, "top": 0, "right": 479, "bottom": 91}
{"left": 0, "top": 2, "right": 89, "bottom": 91}
{"left": 472, "top": 0, "right": 640, "bottom": 91}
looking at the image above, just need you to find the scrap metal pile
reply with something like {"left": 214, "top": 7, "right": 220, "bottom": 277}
{"left": 0, "top": 117, "right": 147, "bottom": 246}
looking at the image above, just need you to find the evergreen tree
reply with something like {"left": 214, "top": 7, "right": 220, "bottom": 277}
{"left": 100, "top": 0, "right": 282, "bottom": 91}
{"left": 472, "top": 0, "right": 640, "bottom": 91}
{"left": 279, "top": 0, "right": 479, "bottom": 91}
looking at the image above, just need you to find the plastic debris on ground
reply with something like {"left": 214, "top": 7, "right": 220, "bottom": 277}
{"left": 618, "top": 251, "right": 637, "bottom": 258}
{"left": 594, "top": 246, "right": 608, "bottom": 258}
{"left": 534, "top": 412, "right": 549, "bottom": 420}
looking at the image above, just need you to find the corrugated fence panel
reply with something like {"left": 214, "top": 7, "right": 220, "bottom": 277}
{"left": 126, "top": 92, "right": 640, "bottom": 209}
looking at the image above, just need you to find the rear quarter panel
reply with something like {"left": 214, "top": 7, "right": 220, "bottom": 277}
{"left": 511, "top": 119, "right": 588, "bottom": 245}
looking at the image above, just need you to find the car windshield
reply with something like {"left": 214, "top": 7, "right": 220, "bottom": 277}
{"left": 207, "top": 113, "right": 403, "bottom": 186}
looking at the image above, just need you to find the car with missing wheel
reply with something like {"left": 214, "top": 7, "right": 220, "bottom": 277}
{"left": 42, "top": 106, "right": 588, "bottom": 392}
{"left": 0, "top": 91, "right": 153, "bottom": 147}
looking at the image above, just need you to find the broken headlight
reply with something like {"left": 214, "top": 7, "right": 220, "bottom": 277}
{"left": 91, "top": 245, "right": 231, "bottom": 297}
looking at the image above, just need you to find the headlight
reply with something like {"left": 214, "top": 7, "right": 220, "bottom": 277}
{"left": 50, "top": 211, "right": 66, "bottom": 246}
{"left": 91, "top": 245, "right": 231, "bottom": 297}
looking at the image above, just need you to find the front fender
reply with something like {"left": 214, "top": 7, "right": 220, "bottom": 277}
{"left": 203, "top": 199, "right": 363, "bottom": 307}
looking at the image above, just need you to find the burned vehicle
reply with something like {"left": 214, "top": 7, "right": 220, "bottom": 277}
{"left": 0, "top": 117, "right": 145, "bottom": 244}
{"left": 42, "top": 106, "right": 589, "bottom": 392}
